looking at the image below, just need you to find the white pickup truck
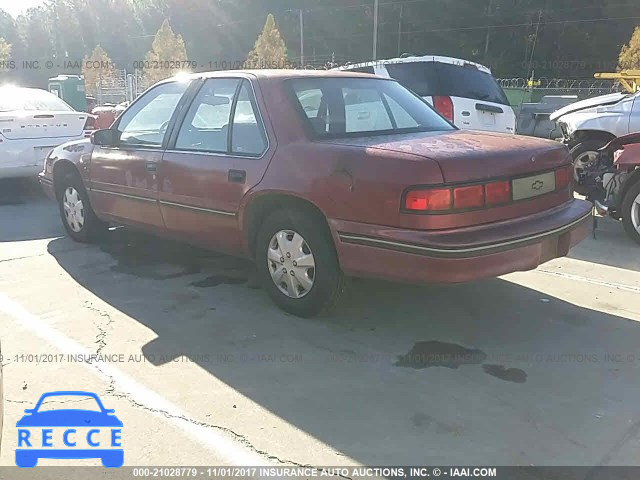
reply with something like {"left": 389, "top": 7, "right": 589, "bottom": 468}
{"left": 550, "top": 90, "right": 640, "bottom": 173}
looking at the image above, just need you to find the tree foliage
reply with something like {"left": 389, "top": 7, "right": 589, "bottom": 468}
{"left": 83, "top": 46, "right": 116, "bottom": 96}
{"left": 0, "top": 0, "right": 637, "bottom": 88}
{"left": 246, "top": 13, "right": 288, "bottom": 69}
{"left": 619, "top": 27, "right": 640, "bottom": 71}
{"left": 0, "top": 37, "right": 11, "bottom": 65}
{"left": 142, "top": 19, "right": 190, "bottom": 85}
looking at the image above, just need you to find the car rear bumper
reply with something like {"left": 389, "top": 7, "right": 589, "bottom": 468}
{"left": 331, "top": 199, "right": 592, "bottom": 284}
{"left": 0, "top": 165, "right": 43, "bottom": 179}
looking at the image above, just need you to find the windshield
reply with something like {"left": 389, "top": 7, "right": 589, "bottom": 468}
{"left": 385, "top": 61, "right": 510, "bottom": 105}
{"left": 0, "top": 87, "right": 75, "bottom": 112}
{"left": 289, "top": 77, "right": 454, "bottom": 138}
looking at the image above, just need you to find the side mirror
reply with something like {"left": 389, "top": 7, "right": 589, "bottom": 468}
{"left": 91, "top": 129, "right": 120, "bottom": 147}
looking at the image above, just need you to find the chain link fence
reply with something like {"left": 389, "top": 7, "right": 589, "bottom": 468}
{"left": 497, "top": 77, "right": 622, "bottom": 106}
{"left": 95, "top": 70, "right": 150, "bottom": 106}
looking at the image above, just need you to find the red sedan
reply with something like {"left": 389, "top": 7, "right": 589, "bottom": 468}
{"left": 39, "top": 70, "right": 591, "bottom": 317}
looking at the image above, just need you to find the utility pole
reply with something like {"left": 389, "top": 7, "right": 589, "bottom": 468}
{"left": 299, "top": 9, "right": 305, "bottom": 68}
{"left": 373, "top": 0, "right": 379, "bottom": 60}
{"left": 397, "top": 4, "right": 403, "bottom": 56}
{"left": 483, "top": 0, "right": 494, "bottom": 64}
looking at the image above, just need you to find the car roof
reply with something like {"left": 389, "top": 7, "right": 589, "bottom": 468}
{"left": 160, "top": 69, "right": 383, "bottom": 85}
{"left": 337, "top": 55, "right": 492, "bottom": 74}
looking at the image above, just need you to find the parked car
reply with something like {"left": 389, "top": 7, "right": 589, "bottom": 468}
{"left": 337, "top": 55, "right": 516, "bottom": 134}
{"left": 39, "top": 70, "right": 591, "bottom": 317}
{"left": 550, "top": 90, "right": 640, "bottom": 180}
{"left": 0, "top": 86, "right": 93, "bottom": 179}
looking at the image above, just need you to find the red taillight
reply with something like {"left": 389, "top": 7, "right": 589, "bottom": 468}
{"left": 485, "top": 180, "right": 511, "bottom": 205}
{"left": 453, "top": 185, "right": 484, "bottom": 209}
{"left": 555, "top": 165, "right": 572, "bottom": 190}
{"left": 405, "top": 188, "right": 452, "bottom": 211}
{"left": 433, "top": 96, "right": 454, "bottom": 122}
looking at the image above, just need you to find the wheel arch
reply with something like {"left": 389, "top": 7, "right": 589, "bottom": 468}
{"left": 52, "top": 160, "right": 83, "bottom": 200}
{"left": 242, "top": 192, "right": 335, "bottom": 258}
{"left": 572, "top": 129, "right": 617, "bottom": 145}
{"left": 620, "top": 167, "right": 640, "bottom": 208}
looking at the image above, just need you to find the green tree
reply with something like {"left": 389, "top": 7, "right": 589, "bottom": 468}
{"left": 246, "top": 14, "right": 288, "bottom": 69}
{"left": 83, "top": 46, "right": 116, "bottom": 97}
{"left": 0, "top": 37, "right": 10, "bottom": 64}
{"left": 619, "top": 26, "right": 640, "bottom": 70}
{"left": 142, "top": 19, "right": 190, "bottom": 85}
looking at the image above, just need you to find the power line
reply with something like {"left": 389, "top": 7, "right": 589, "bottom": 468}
{"left": 305, "top": 14, "right": 640, "bottom": 41}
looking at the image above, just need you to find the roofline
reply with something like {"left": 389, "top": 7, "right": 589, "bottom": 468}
{"left": 337, "top": 55, "right": 492, "bottom": 73}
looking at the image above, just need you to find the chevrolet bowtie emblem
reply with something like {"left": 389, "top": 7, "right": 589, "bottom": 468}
{"left": 532, "top": 180, "right": 544, "bottom": 191}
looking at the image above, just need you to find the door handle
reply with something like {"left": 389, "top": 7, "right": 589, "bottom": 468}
{"left": 146, "top": 162, "right": 157, "bottom": 172}
{"left": 228, "top": 170, "right": 246, "bottom": 184}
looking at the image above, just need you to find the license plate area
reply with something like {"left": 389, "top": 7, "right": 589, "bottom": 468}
{"left": 512, "top": 171, "right": 556, "bottom": 201}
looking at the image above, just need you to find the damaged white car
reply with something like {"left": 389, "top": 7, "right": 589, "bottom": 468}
{"left": 550, "top": 90, "right": 640, "bottom": 180}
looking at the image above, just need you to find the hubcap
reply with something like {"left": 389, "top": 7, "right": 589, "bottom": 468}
{"left": 267, "top": 230, "right": 316, "bottom": 299}
{"left": 632, "top": 191, "right": 640, "bottom": 234}
{"left": 63, "top": 187, "right": 85, "bottom": 233}
{"left": 573, "top": 151, "right": 599, "bottom": 183}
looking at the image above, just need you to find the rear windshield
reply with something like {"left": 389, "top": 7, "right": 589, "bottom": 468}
{"left": 288, "top": 77, "right": 454, "bottom": 139}
{"left": 0, "top": 88, "right": 75, "bottom": 112}
{"left": 385, "top": 61, "right": 510, "bottom": 106}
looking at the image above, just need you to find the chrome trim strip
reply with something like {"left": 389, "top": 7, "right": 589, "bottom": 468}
{"left": 89, "top": 188, "right": 157, "bottom": 204}
{"left": 338, "top": 211, "right": 591, "bottom": 257}
{"left": 159, "top": 200, "right": 236, "bottom": 217}
{"left": 39, "top": 177, "right": 53, "bottom": 186}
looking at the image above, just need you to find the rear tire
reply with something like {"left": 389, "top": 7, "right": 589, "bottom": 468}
{"left": 622, "top": 180, "right": 640, "bottom": 246}
{"left": 255, "top": 208, "right": 345, "bottom": 317}
{"left": 57, "top": 172, "right": 107, "bottom": 243}
{"left": 570, "top": 139, "right": 609, "bottom": 195}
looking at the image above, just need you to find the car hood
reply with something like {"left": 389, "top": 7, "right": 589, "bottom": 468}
{"left": 16, "top": 410, "right": 123, "bottom": 427}
{"left": 322, "top": 130, "right": 569, "bottom": 183}
{"left": 549, "top": 92, "right": 628, "bottom": 121}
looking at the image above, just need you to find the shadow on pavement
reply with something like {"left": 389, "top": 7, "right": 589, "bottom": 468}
{"left": 568, "top": 215, "right": 640, "bottom": 273}
{"left": 0, "top": 178, "right": 62, "bottom": 242}
{"left": 45, "top": 228, "right": 640, "bottom": 465}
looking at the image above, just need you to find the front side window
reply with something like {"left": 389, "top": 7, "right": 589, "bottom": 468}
{"left": 116, "top": 81, "right": 189, "bottom": 147}
{"left": 289, "top": 77, "right": 453, "bottom": 138}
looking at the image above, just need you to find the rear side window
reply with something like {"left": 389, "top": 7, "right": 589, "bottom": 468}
{"left": 385, "top": 61, "right": 509, "bottom": 106}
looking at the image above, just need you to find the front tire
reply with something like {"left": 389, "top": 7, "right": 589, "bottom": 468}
{"left": 622, "top": 180, "right": 640, "bottom": 245}
{"left": 255, "top": 209, "right": 345, "bottom": 317}
{"left": 57, "top": 172, "right": 107, "bottom": 243}
{"left": 570, "top": 139, "right": 609, "bottom": 195}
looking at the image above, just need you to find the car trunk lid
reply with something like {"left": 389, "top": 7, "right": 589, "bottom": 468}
{"left": 324, "top": 130, "right": 570, "bottom": 183}
{"left": 0, "top": 111, "right": 88, "bottom": 140}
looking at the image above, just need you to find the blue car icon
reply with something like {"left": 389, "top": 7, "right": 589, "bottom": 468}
{"left": 16, "top": 391, "right": 123, "bottom": 468}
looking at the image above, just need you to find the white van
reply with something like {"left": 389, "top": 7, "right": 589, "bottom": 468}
{"left": 338, "top": 55, "right": 516, "bottom": 134}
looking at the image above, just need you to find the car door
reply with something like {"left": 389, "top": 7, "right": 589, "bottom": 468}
{"left": 88, "top": 80, "right": 191, "bottom": 229}
{"left": 159, "top": 77, "right": 271, "bottom": 253}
